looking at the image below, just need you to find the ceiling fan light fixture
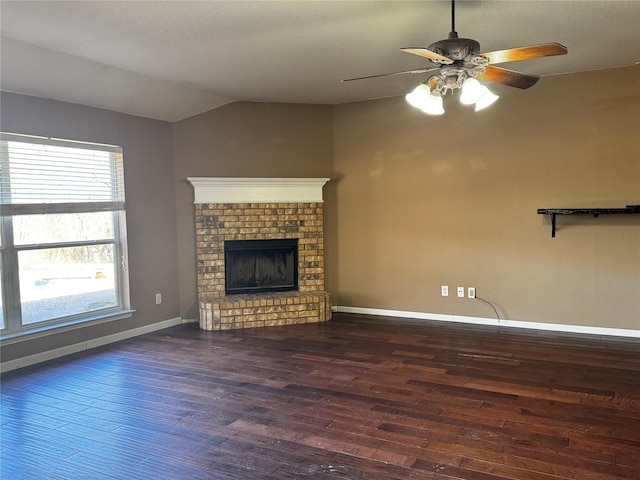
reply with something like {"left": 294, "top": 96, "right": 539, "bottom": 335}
{"left": 474, "top": 88, "right": 500, "bottom": 111}
{"left": 459, "top": 77, "right": 484, "bottom": 104}
{"left": 405, "top": 84, "right": 431, "bottom": 108}
{"left": 405, "top": 83, "right": 444, "bottom": 115}
{"left": 406, "top": 84, "right": 445, "bottom": 115}
{"left": 460, "top": 77, "right": 499, "bottom": 111}
{"left": 421, "top": 94, "right": 445, "bottom": 115}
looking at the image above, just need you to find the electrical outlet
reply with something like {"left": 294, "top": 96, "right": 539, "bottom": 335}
{"left": 457, "top": 287, "right": 465, "bottom": 298}
{"left": 468, "top": 287, "right": 476, "bottom": 298}
{"left": 441, "top": 285, "right": 448, "bottom": 297}
{"left": 155, "top": 293, "right": 162, "bottom": 305}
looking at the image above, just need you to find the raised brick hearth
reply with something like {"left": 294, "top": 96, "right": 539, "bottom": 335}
{"left": 189, "top": 178, "right": 331, "bottom": 331}
{"left": 199, "top": 291, "right": 331, "bottom": 331}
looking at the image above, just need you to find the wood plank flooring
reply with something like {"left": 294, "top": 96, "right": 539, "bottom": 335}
{"left": 2, "top": 313, "right": 639, "bottom": 479}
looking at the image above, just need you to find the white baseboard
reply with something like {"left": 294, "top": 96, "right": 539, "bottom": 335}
{"left": 335, "top": 306, "right": 640, "bottom": 339}
{"left": 1, "top": 317, "right": 186, "bottom": 373}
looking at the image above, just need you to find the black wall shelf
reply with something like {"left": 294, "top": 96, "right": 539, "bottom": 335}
{"left": 537, "top": 205, "right": 640, "bottom": 237}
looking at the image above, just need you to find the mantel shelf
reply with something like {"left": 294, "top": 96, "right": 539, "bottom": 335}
{"left": 537, "top": 205, "right": 640, "bottom": 237}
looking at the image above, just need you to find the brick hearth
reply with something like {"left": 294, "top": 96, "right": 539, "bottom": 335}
{"left": 199, "top": 291, "right": 331, "bottom": 331}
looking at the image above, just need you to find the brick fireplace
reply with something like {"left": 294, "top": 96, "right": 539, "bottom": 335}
{"left": 188, "top": 178, "right": 331, "bottom": 331}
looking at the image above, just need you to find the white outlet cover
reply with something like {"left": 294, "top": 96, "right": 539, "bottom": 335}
{"left": 457, "top": 287, "right": 464, "bottom": 297}
{"left": 441, "top": 286, "right": 448, "bottom": 296}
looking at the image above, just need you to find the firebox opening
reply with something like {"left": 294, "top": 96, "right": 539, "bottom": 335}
{"left": 224, "top": 239, "right": 298, "bottom": 295}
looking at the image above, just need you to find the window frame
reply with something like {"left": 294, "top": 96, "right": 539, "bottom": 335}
{"left": 0, "top": 133, "right": 132, "bottom": 339}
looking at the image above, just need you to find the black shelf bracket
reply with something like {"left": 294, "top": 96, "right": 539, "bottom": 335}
{"left": 537, "top": 205, "right": 640, "bottom": 237}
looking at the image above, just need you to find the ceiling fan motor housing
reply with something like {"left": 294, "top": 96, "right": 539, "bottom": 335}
{"left": 428, "top": 37, "right": 481, "bottom": 63}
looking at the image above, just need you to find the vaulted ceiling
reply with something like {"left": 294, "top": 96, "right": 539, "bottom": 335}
{"left": 1, "top": 1, "right": 639, "bottom": 121}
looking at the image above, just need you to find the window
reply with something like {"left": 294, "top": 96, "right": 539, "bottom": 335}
{"left": 1, "top": 133, "right": 130, "bottom": 337}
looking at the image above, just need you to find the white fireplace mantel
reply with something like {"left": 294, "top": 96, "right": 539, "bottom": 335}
{"left": 187, "top": 177, "right": 330, "bottom": 204}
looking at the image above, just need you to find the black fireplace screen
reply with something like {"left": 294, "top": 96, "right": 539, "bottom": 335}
{"left": 224, "top": 239, "right": 298, "bottom": 295}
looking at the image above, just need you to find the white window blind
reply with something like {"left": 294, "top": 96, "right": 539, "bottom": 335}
{"left": 1, "top": 133, "right": 124, "bottom": 215}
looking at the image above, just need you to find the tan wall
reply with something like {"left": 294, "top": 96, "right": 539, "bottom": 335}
{"left": 0, "top": 92, "right": 180, "bottom": 362}
{"left": 172, "top": 102, "right": 335, "bottom": 319}
{"left": 332, "top": 65, "right": 640, "bottom": 330}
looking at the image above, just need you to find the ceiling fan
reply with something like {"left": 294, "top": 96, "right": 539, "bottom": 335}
{"left": 343, "top": 1, "right": 567, "bottom": 111}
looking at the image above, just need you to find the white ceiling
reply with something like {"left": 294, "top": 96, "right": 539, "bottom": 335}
{"left": 1, "top": 1, "right": 639, "bottom": 122}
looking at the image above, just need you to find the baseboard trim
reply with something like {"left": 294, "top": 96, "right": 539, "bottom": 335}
{"left": 1, "top": 317, "right": 186, "bottom": 373}
{"left": 335, "top": 306, "right": 640, "bottom": 339}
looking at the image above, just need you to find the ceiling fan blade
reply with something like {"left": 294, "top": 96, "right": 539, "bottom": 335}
{"left": 400, "top": 48, "right": 454, "bottom": 65}
{"left": 342, "top": 67, "right": 438, "bottom": 82}
{"left": 480, "top": 42, "right": 567, "bottom": 64}
{"left": 477, "top": 65, "right": 540, "bottom": 89}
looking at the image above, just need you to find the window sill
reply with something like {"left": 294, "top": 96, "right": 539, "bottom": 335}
{"left": 0, "top": 309, "right": 135, "bottom": 345}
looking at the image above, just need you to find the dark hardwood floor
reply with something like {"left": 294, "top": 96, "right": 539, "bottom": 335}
{"left": 2, "top": 313, "right": 639, "bottom": 479}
